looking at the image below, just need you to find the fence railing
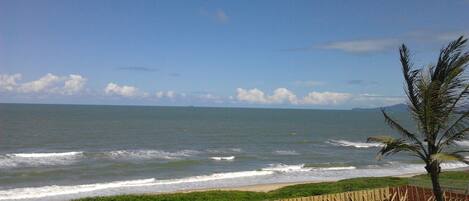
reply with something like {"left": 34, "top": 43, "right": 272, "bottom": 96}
{"left": 391, "top": 185, "right": 469, "bottom": 201}
{"left": 276, "top": 185, "right": 469, "bottom": 201}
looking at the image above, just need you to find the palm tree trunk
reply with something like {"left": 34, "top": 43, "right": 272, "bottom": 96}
{"left": 427, "top": 163, "right": 444, "bottom": 201}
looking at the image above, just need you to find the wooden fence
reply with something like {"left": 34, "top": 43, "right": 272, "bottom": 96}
{"left": 391, "top": 185, "right": 469, "bottom": 201}
{"left": 276, "top": 185, "right": 469, "bottom": 201}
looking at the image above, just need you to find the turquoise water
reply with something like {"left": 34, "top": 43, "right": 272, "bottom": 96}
{"left": 0, "top": 103, "right": 466, "bottom": 200}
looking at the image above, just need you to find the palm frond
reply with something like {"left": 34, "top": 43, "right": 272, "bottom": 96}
{"left": 381, "top": 109, "right": 428, "bottom": 156}
{"left": 434, "top": 37, "right": 467, "bottom": 79}
{"left": 438, "top": 128, "right": 469, "bottom": 151}
{"left": 410, "top": 37, "right": 469, "bottom": 145}
{"left": 381, "top": 109, "right": 418, "bottom": 142}
{"left": 437, "top": 111, "right": 469, "bottom": 148}
{"left": 400, "top": 44, "right": 422, "bottom": 118}
{"left": 367, "top": 135, "right": 395, "bottom": 144}
{"left": 368, "top": 136, "right": 426, "bottom": 160}
{"left": 430, "top": 152, "right": 469, "bottom": 164}
{"left": 428, "top": 37, "right": 469, "bottom": 130}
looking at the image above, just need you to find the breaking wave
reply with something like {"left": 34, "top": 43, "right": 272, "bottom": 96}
{"left": 0, "top": 151, "right": 83, "bottom": 168}
{"left": 326, "top": 139, "right": 383, "bottom": 148}
{"left": 0, "top": 149, "right": 200, "bottom": 168}
{"left": 261, "top": 164, "right": 356, "bottom": 173}
{"left": 455, "top": 140, "right": 469, "bottom": 147}
{"left": 206, "top": 148, "right": 242, "bottom": 154}
{"left": 0, "top": 162, "right": 466, "bottom": 200}
{"left": 8, "top": 151, "right": 83, "bottom": 158}
{"left": 273, "top": 150, "right": 299, "bottom": 155}
{"left": 210, "top": 156, "right": 235, "bottom": 161}
{"left": 0, "top": 170, "right": 272, "bottom": 200}
{"left": 105, "top": 149, "right": 199, "bottom": 160}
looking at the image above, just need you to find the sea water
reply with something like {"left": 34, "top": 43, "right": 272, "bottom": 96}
{"left": 0, "top": 104, "right": 466, "bottom": 200}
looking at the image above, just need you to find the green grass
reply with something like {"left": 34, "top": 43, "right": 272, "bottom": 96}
{"left": 408, "top": 171, "right": 469, "bottom": 190}
{"left": 73, "top": 171, "right": 469, "bottom": 201}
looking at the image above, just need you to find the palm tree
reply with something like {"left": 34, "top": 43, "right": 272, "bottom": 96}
{"left": 368, "top": 36, "right": 469, "bottom": 201}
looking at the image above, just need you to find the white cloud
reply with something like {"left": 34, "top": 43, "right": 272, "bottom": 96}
{"left": 300, "top": 91, "right": 352, "bottom": 105}
{"left": 236, "top": 88, "right": 351, "bottom": 105}
{"left": 197, "top": 93, "right": 224, "bottom": 103}
{"left": 63, "top": 74, "right": 87, "bottom": 95}
{"left": 156, "top": 90, "right": 182, "bottom": 99}
{"left": 198, "top": 93, "right": 218, "bottom": 100}
{"left": 320, "top": 39, "right": 400, "bottom": 53}
{"left": 0, "top": 73, "right": 87, "bottom": 95}
{"left": 18, "top": 73, "right": 62, "bottom": 93}
{"left": 270, "top": 88, "right": 298, "bottom": 104}
{"left": 104, "top": 83, "right": 142, "bottom": 97}
{"left": 435, "top": 31, "right": 469, "bottom": 41}
{"left": 0, "top": 74, "right": 22, "bottom": 91}
{"left": 236, "top": 88, "right": 269, "bottom": 104}
{"left": 353, "top": 93, "right": 405, "bottom": 106}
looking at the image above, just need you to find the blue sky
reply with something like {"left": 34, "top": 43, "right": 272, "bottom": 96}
{"left": 1, "top": 0, "right": 468, "bottom": 109}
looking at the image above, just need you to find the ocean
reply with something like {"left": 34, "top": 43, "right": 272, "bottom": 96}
{"left": 0, "top": 103, "right": 467, "bottom": 200}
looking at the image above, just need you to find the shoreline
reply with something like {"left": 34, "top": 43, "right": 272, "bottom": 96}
{"left": 162, "top": 167, "right": 469, "bottom": 194}
{"left": 172, "top": 177, "right": 407, "bottom": 194}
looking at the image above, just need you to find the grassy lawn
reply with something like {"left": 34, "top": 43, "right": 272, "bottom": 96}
{"left": 408, "top": 171, "right": 469, "bottom": 191}
{"left": 74, "top": 171, "right": 469, "bottom": 201}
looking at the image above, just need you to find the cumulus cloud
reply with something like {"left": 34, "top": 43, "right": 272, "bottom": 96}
{"left": 270, "top": 88, "right": 298, "bottom": 104}
{"left": 0, "top": 74, "right": 22, "bottom": 91}
{"left": 104, "top": 83, "right": 144, "bottom": 97}
{"left": 235, "top": 87, "right": 406, "bottom": 107}
{"left": 0, "top": 73, "right": 86, "bottom": 95}
{"left": 236, "top": 88, "right": 268, "bottom": 104}
{"left": 236, "top": 88, "right": 351, "bottom": 105}
{"left": 62, "top": 74, "right": 87, "bottom": 94}
{"left": 18, "top": 73, "right": 62, "bottom": 93}
{"left": 320, "top": 39, "right": 399, "bottom": 53}
{"left": 300, "top": 91, "right": 352, "bottom": 105}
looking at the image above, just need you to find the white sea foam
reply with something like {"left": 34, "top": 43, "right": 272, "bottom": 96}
{"left": 262, "top": 164, "right": 311, "bottom": 172}
{"left": 206, "top": 148, "right": 242, "bottom": 154}
{"left": 455, "top": 140, "right": 469, "bottom": 147}
{"left": 384, "top": 161, "right": 468, "bottom": 173}
{"left": 9, "top": 151, "right": 83, "bottom": 158}
{"left": 0, "top": 170, "right": 272, "bottom": 200}
{"left": 106, "top": 149, "right": 199, "bottom": 160}
{"left": 0, "top": 178, "right": 156, "bottom": 200}
{"left": 0, "top": 162, "right": 466, "bottom": 200}
{"left": 210, "top": 156, "right": 235, "bottom": 161}
{"left": 326, "top": 139, "right": 383, "bottom": 148}
{"left": 0, "top": 151, "right": 83, "bottom": 168}
{"left": 440, "top": 162, "right": 468, "bottom": 169}
{"left": 314, "top": 166, "right": 357, "bottom": 171}
{"left": 149, "top": 170, "right": 274, "bottom": 185}
{"left": 273, "top": 150, "right": 299, "bottom": 155}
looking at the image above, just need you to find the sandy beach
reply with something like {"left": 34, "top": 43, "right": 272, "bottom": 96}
{"left": 167, "top": 175, "right": 408, "bottom": 194}
{"left": 170, "top": 167, "right": 469, "bottom": 194}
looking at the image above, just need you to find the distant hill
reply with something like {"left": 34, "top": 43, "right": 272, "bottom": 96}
{"left": 351, "top": 103, "right": 408, "bottom": 112}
